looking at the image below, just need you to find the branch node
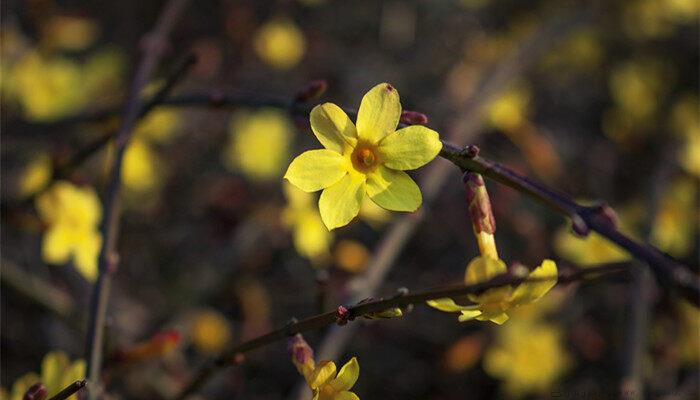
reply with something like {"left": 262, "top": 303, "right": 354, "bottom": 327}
{"left": 284, "top": 318, "right": 299, "bottom": 336}
{"left": 462, "top": 145, "right": 480, "bottom": 158}
{"left": 335, "top": 305, "right": 350, "bottom": 326}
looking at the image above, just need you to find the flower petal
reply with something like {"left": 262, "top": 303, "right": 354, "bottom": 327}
{"left": 478, "top": 312, "right": 510, "bottom": 325}
{"left": 319, "top": 174, "right": 365, "bottom": 230}
{"left": 510, "top": 259, "right": 558, "bottom": 305}
{"left": 285, "top": 150, "right": 348, "bottom": 192}
{"left": 42, "top": 226, "right": 72, "bottom": 265}
{"left": 458, "top": 309, "right": 483, "bottom": 322}
{"left": 378, "top": 125, "right": 442, "bottom": 170}
{"left": 329, "top": 357, "right": 359, "bottom": 392}
{"left": 356, "top": 83, "right": 401, "bottom": 143}
{"left": 426, "top": 298, "right": 479, "bottom": 313}
{"left": 366, "top": 166, "right": 421, "bottom": 211}
{"left": 74, "top": 232, "right": 101, "bottom": 281}
{"left": 307, "top": 361, "right": 337, "bottom": 390}
{"left": 334, "top": 391, "right": 360, "bottom": 400}
{"left": 464, "top": 256, "right": 510, "bottom": 303}
{"left": 310, "top": 103, "right": 358, "bottom": 153}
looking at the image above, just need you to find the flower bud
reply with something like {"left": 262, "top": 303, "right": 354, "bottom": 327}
{"left": 295, "top": 80, "right": 328, "bottom": 102}
{"left": 288, "top": 334, "right": 315, "bottom": 377}
{"left": 23, "top": 383, "right": 47, "bottom": 400}
{"left": 463, "top": 172, "right": 498, "bottom": 259}
{"left": 400, "top": 110, "right": 429, "bottom": 125}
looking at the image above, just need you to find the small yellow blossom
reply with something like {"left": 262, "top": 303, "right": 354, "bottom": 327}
{"left": 285, "top": 83, "right": 442, "bottom": 230}
{"left": 19, "top": 153, "right": 52, "bottom": 197}
{"left": 650, "top": 176, "right": 697, "bottom": 258}
{"left": 282, "top": 183, "right": 333, "bottom": 263}
{"left": 9, "top": 351, "right": 85, "bottom": 400}
{"left": 358, "top": 197, "right": 392, "bottom": 228}
{"left": 253, "top": 17, "right": 306, "bottom": 70}
{"left": 554, "top": 227, "right": 631, "bottom": 266}
{"left": 484, "top": 319, "right": 570, "bottom": 396}
{"left": 487, "top": 84, "right": 530, "bottom": 131}
{"left": 669, "top": 95, "right": 700, "bottom": 176}
{"left": 9, "top": 51, "right": 85, "bottom": 120}
{"left": 224, "top": 108, "right": 293, "bottom": 181}
{"left": 122, "top": 137, "right": 161, "bottom": 195}
{"left": 334, "top": 239, "right": 369, "bottom": 274}
{"left": 133, "top": 108, "right": 181, "bottom": 144}
{"left": 428, "top": 256, "right": 558, "bottom": 325}
{"left": 191, "top": 310, "right": 232, "bottom": 355}
{"left": 428, "top": 172, "right": 557, "bottom": 324}
{"left": 608, "top": 59, "right": 671, "bottom": 125}
{"left": 41, "top": 15, "right": 99, "bottom": 51}
{"left": 36, "top": 182, "right": 102, "bottom": 281}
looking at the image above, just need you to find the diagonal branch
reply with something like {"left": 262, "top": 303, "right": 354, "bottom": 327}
{"left": 83, "top": 1, "right": 191, "bottom": 399}
{"left": 172, "top": 262, "right": 629, "bottom": 400}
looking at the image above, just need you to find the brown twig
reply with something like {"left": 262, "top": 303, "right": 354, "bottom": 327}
{"left": 173, "top": 263, "right": 629, "bottom": 399}
{"left": 47, "top": 380, "right": 87, "bottom": 400}
{"left": 83, "top": 1, "right": 191, "bottom": 399}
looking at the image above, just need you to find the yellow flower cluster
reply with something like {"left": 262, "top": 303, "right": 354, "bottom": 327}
{"left": 5, "top": 352, "right": 85, "bottom": 400}
{"left": 285, "top": 83, "right": 442, "bottom": 230}
{"left": 289, "top": 334, "right": 360, "bottom": 400}
{"left": 253, "top": 17, "right": 306, "bottom": 70}
{"left": 36, "top": 182, "right": 102, "bottom": 281}
{"left": 427, "top": 173, "right": 557, "bottom": 324}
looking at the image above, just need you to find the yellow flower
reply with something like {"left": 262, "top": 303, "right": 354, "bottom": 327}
{"left": 19, "top": 153, "right": 52, "bottom": 197}
{"left": 122, "top": 137, "right": 162, "bottom": 196}
{"left": 36, "top": 181, "right": 102, "bottom": 281}
{"left": 282, "top": 183, "right": 333, "bottom": 263}
{"left": 428, "top": 256, "right": 558, "bottom": 325}
{"left": 224, "top": 109, "right": 292, "bottom": 181}
{"left": 133, "top": 108, "right": 181, "bottom": 144}
{"left": 253, "top": 17, "right": 306, "bottom": 70}
{"left": 307, "top": 358, "right": 360, "bottom": 400}
{"left": 554, "top": 227, "right": 631, "bottom": 266}
{"left": 650, "top": 176, "right": 697, "bottom": 258}
{"left": 487, "top": 84, "right": 530, "bottom": 131}
{"left": 9, "top": 351, "right": 85, "bottom": 400}
{"left": 9, "top": 51, "right": 86, "bottom": 121}
{"left": 483, "top": 319, "right": 570, "bottom": 396}
{"left": 191, "top": 310, "right": 232, "bottom": 355}
{"left": 41, "top": 15, "right": 99, "bottom": 51}
{"left": 428, "top": 172, "right": 557, "bottom": 324}
{"left": 285, "top": 83, "right": 442, "bottom": 230}
{"left": 669, "top": 95, "right": 700, "bottom": 176}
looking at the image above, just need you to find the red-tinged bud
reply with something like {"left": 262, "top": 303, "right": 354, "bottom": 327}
{"left": 463, "top": 145, "right": 480, "bottom": 158}
{"left": 336, "top": 305, "right": 350, "bottom": 326}
{"left": 463, "top": 173, "right": 496, "bottom": 235}
{"left": 288, "top": 334, "right": 315, "bottom": 376}
{"left": 295, "top": 80, "right": 328, "bottom": 102}
{"left": 23, "top": 383, "right": 47, "bottom": 400}
{"left": 598, "top": 204, "right": 619, "bottom": 229}
{"left": 400, "top": 110, "right": 429, "bottom": 125}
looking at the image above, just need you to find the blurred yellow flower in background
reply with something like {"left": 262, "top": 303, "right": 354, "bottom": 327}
{"left": 36, "top": 182, "right": 102, "bottom": 281}
{"left": 650, "top": 176, "right": 697, "bottom": 258}
{"left": 623, "top": 0, "right": 700, "bottom": 40}
{"left": 41, "top": 15, "right": 99, "bottom": 51}
{"left": 82, "top": 48, "right": 127, "bottom": 103}
{"left": 8, "top": 51, "right": 86, "bottom": 121}
{"left": 122, "top": 138, "right": 162, "bottom": 195}
{"left": 253, "top": 17, "right": 306, "bottom": 70}
{"left": 191, "top": 309, "right": 232, "bottom": 355}
{"left": 133, "top": 109, "right": 182, "bottom": 144}
{"left": 282, "top": 183, "right": 333, "bottom": 264}
{"left": 8, "top": 351, "right": 85, "bottom": 400}
{"left": 358, "top": 197, "right": 392, "bottom": 228}
{"left": 669, "top": 95, "right": 700, "bottom": 177}
{"left": 19, "top": 154, "right": 52, "bottom": 197}
{"left": 554, "top": 228, "right": 631, "bottom": 266}
{"left": 285, "top": 83, "right": 442, "bottom": 230}
{"left": 487, "top": 84, "right": 530, "bottom": 131}
{"left": 484, "top": 319, "right": 570, "bottom": 396}
{"left": 224, "top": 108, "right": 293, "bottom": 181}
{"left": 334, "top": 239, "right": 369, "bottom": 274}
{"left": 542, "top": 29, "right": 603, "bottom": 71}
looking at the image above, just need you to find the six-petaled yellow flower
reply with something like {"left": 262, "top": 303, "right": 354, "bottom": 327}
{"left": 285, "top": 83, "right": 442, "bottom": 230}
{"left": 35, "top": 181, "right": 102, "bottom": 281}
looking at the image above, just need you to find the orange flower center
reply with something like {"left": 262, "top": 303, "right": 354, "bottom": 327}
{"left": 351, "top": 145, "right": 379, "bottom": 173}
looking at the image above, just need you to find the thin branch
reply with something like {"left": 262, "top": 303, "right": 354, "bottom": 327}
{"left": 47, "top": 380, "right": 87, "bottom": 400}
{"left": 83, "top": 1, "right": 191, "bottom": 399}
{"left": 438, "top": 141, "right": 699, "bottom": 305}
{"left": 173, "top": 263, "right": 629, "bottom": 399}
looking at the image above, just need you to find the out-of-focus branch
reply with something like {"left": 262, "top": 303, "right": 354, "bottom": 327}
{"left": 172, "top": 263, "right": 629, "bottom": 400}
{"left": 83, "top": 1, "right": 191, "bottom": 399}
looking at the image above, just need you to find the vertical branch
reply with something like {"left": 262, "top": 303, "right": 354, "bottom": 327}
{"left": 83, "top": 0, "right": 190, "bottom": 398}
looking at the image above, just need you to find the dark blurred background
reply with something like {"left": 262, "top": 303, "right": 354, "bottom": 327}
{"left": 1, "top": 0, "right": 698, "bottom": 399}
